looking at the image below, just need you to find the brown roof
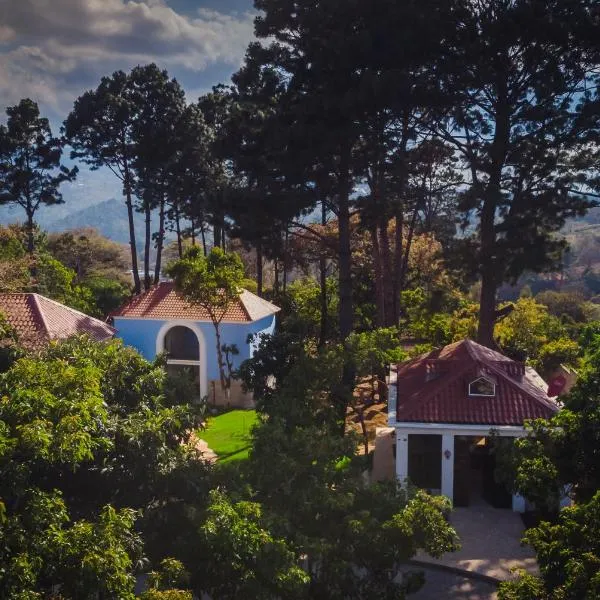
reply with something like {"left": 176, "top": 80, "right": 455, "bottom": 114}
{"left": 0, "top": 293, "right": 116, "bottom": 349}
{"left": 111, "top": 282, "right": 280, "bottom": 323}
{"left": 395, "top": 339, "right": 558, "bottom": 426}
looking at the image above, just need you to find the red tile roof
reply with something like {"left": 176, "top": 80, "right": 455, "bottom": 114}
{"left": 111, "top": 282, "right": 280, "bottom": 323}
{"left": 0, "top": 293, "right": 116, "bottom": 349}
{"left": 395, "top": 339, "right": 558, "bottom": 426}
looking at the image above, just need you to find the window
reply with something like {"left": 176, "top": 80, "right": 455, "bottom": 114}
{"left": 468, "top": 377, "right": 495, "bottom": 397}
{"left": 161, "top": 325, "right": 202, "bottom": 401}
{"left": 164, "top": 326, "right": 199, "bottom": 360}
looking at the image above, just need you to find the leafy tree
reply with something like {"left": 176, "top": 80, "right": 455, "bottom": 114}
{"left": 196, "top": 490, "right": 310, "bottom": 599}
{"left": 436, "top": 0, "right": 596, "bottom": 347}
{"left": 166, "top": 247, "right": 245, "bottom": 393}
{"left": 65, "top": 71, "right": 143, "bottom": 293}
{"left": 0, "top": 99, "right": 77, "bottom": 253}
{"left": 497, "top": 338, "right": 600, "bottom": 515}
{"left": 129, "top": 64, "right": 186, "bottom": 288}
{"left": 0, "top": 224, "right": 31, "bottom": 292}
{"left": 47, "top": 227, "right": 130, "bottom": 284}
{"left": 498, "top": 493, "right": 600, "bottom": 600}
{"left": 495, "top": 297, "right": 566, "bottom": 362}
{"left": 248, "top": 417, "right": 459, "bottom": 599}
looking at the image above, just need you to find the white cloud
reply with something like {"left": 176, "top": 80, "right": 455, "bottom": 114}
{"left": 0, "top": 0, "right": 255, "bottom": 118}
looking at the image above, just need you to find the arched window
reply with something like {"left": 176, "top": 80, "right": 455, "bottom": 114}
{"left": 468, "top": 377, "right": 496, "bottom": 397}
{"left": 161, "top": 325, "right": 203, "bottom": 401}
{"left": 164, "top": 326, "right": 199, "bottom": 360}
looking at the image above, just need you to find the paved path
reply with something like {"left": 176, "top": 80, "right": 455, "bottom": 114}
{"left": 417, "top": 504, "right": 537, "bottom": 581}
{"left": 410, "top": 566, "right": 498, "bottom": 600}
{"left": 190, "top": 433, "right": 218, "bottom": 463}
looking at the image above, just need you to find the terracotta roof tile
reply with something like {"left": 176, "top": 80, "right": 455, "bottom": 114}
{"left": 111, "top": 282, "right": 280, "bottom": 322}
{"left": 0, "top": 293, "right": 115, "bottom": 349}
{"left": 396, "top": 339, "right": 558, "bottom": 426}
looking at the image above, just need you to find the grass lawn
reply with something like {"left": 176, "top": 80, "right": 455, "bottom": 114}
{"left": 200, "top": 409, "right": 258, "bottom": 462}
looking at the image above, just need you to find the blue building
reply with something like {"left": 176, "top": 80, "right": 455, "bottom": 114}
{"left": 111, "top": 282, "right": 279, "bottom": 403}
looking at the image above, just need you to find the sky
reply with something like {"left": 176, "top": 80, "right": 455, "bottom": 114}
{"left": 0, "top": 0, "right": 257, "bottom": 210}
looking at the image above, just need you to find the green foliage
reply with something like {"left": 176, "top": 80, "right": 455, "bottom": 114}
{"left": 287, "top": 276, "right": 339, "bottom": 339}
{"left": 167, "top": 246, "right": 244, "bottom": 314}
{"left": 535, "top": 338, "right": 580, "bottom": 375}
{"left": 143, "top": 558, "right": 192, "bottom": 599}
{"left": 0, "top": 99, "right": 77, "bottom": 253}
{"left": 198, "top": 490, "right": 310, "bottom": 600}
{"left": 502, "top": 339, "right": 600, "bottom": 513}
{"left": 495, "top": 298, "right": 566, "bottom": 362}
{"left": 536, "top": 290, "right": 594, "bottom": 323}
{"left": 247, "top": 418, "right": 459, "bottom": 599}
{"left": 0, "top": 335, "right": 208, "bottom": 595}
{"left": 167, "top": 246, "right": 245, "bottom": 390}
{"left": 499, "top": 493, "right": 600, "bottom": 600}
{"left": 34, "top": 252, "right": 97, "bottom": 315}
{"left": 0, "top": 489, "right": 142, "bottom": 599}
{"left": 342, "top": 327, "right": 407, "bottom": 380}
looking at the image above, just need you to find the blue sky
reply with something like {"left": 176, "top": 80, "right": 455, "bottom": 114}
{"left": 0, "top": 0, "right": 257, "bottom": 210}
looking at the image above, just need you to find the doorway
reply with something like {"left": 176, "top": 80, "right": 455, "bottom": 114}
{"left": 453, "top": 436, "right": 511, "bottom": 508}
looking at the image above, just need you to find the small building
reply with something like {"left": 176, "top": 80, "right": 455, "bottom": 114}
{"left": 0, "top": 293, "right": 115, "bottom": 350}
{"left": 388, "top": 339, "right": 559, "bottom": 512}
{"left": 110, "top": 282, "right": 280, "bottom": 405}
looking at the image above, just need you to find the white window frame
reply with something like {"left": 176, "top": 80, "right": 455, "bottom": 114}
{"left": 468, "top": 376, "right": 496, "bottom": 397}
{"left": 156, "top": 320, "right": 207, "bottom": 400}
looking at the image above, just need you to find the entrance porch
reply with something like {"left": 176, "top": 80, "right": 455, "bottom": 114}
{"left": 395, "top": 424, "right": 527, "bottom": 512}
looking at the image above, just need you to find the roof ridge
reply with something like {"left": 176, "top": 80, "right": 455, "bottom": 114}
{"left": 483, "top": 359, "right": 556, "bottom": 411}
{"left": 35, "top": 294, "right": 115, "bottom": 328}
{"left": 31, "top": 294, "right": 51, "bottom": 336}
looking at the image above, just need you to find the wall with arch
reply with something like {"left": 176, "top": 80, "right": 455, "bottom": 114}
{"left": 113, "top": 313, "right": 277, "bottom": 388}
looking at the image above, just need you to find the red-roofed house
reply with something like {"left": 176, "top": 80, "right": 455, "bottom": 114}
{"left": 0, "top": 293, "right": 115, "bottom": 349}
{"left": 388, "top": 339, "right": 559, "bottom": 511}
{"left": 111, "top": 282, "right": 280, "bottom": 405}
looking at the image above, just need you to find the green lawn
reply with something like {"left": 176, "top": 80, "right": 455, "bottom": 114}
{"left": 200, "top": 409, "right": 258, "bottom": 462}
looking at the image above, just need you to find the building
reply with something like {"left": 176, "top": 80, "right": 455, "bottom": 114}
{"left": 0, "top": 293, "right": 115, "bottom": 349}
{"left": 388, "top": 339, "right": 559, "bottom": 511}
{"left": 110, "top": 282, "right": 280, "bottom": 405}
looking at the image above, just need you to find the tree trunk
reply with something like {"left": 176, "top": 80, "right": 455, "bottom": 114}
{"left": 274, "top": 258, "right": 280, "bottom": 295}
{"left": 392, "top": 207, "right": 404, "bottom": 326}
{"left": 154, "top": 194, "right": 166, "bottom": 285}
{"left": 337, "top": 149, "right": 355, "bottom": 435}
{"left": 26, "top": 209, "right": 35, "bottom": 255}
{"left": 337, "top": 152, "right": 354, "bottom": 339}
{"left": 213, "top": 322, "right": 228, "bottom": 392}
{"left": 370, "top": 225, "right": 385, "bottom": 328}
{"left": 399, "top": 202, "right": 421, "bottom": 294}
{"left": 283, "top": 227, "right": 289, "bottom": 294}
{"left": 379, "top": 220, "right": 395, "bottom": 326}
{"left": 200, "top": 222, "right": 207, "bottom": 256}
{"left": 175, "top": 203, "right": 183, "bottom": 258}
{"left": 256, "top": 242, "right": 263, "bottom": 297}
{"left": 144, "top": 193, "right": 152, "bottom": 291}
{"left": 318, "top": 200, "right": 328, "bottom": 347}
{"left": 477, "top": 69, "right": 510, "bottom": 348}
{"left": 124, "top": 173, "right": 141, "bottom": 294}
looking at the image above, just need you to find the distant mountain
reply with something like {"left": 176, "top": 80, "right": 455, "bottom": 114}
{"left": 46, "top": 198, "right": 143, "bottom": 245}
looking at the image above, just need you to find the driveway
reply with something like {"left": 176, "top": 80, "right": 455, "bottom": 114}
{"left": 410, "top": 566, "right": 498, "bottom": 600}
{"left": 416, "top": 504, "right": 537, "bottom": 581}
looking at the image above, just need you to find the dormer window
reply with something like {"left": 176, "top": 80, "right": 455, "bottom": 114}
{"left": 469, "top": 376, "right": 496, "bottom": 397}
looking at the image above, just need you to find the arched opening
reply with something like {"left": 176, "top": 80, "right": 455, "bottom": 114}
{"left": 157, "top": 323, "right": 206, "bottom": 401}
{"left": 164, "top": 326, "right": 200, "bottom": 360}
